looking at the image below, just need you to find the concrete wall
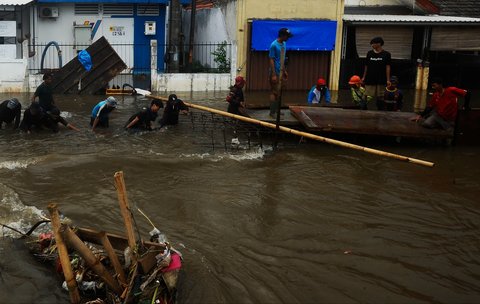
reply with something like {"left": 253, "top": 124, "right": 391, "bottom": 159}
{"left": 0, "top": 60, "right": 28, "bottom": 93}
{"left": 150, "top": 40, "right": 232, "bottom": 92}
{"left": 0, "top": 41, "right": 29, "bottom": 93}
{"left": 152, "top": 72, "right": 231, "bottom": 93}
{"left": 236, "top": 0, "right": 345, "bottom": 90}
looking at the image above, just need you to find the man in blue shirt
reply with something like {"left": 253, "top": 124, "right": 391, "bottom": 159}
{"left": 90, "top": 96, "right": 117, "bottom": 132}
{"left": 269, "top": 28, "right": 292, "bottom": 117}
{"left": 307, "top": 78, "right": 331, "bottom": 105}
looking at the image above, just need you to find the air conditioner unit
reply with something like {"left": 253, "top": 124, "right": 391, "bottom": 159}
{"left": 39, "top": 7, "right": 59, "bottom": 18}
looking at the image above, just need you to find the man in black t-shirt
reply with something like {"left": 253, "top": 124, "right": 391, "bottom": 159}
{"left": 0, "top": 98, "right": 21, "bottom": 129}
{"left": 125, "top": 99, "right": 163, "bottom": 131}
{"left": 19, "top": 103, "right": 47, "bottom": 133}
{"left": 362, "top": 37, "right": 391, "bottom": 105}
{"left": 159, "top": 94, "right": 189, "bottom": 127}
{"left": 45, "top": 108, "right": 80, "bottom": 132}
{"left": 32, "top": 73, "right": 55, "bottom": 111}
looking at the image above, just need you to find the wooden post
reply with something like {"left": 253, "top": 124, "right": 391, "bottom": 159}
{"left": 274, "top": 43, "right": 286, "bottom": 149}
{"left": 60, "top": 224, "right": 122, "bottom": 295}
{"left": 114, "top": 171, "right": 136, "bottom": 252}
{"left": 99, "top": 232, "right": 127, "bottom": 286}
{"left": 47, "top": 203, "right": 80, "bottom": 304}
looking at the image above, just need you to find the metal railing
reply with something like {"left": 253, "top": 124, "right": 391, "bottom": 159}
{"left": 27, "top": 41, "right": 232, "bottom": 76}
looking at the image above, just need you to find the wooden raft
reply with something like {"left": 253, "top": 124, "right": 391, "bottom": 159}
{"left": 289, "top": 106, "right": 454, "bottom": 139}
{"left": 51, "top": 36, "right": 127, "bottom": 95}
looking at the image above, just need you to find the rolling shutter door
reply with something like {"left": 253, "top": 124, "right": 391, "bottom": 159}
{"left": 356, "top": 26, "right": 413, "bottom": 59}
{"left": 431, "top": 26, "right": 480, "bottom": 51}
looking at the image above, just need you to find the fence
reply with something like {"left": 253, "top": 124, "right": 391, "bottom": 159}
{"left": 28, "top": 41, "right": 232, "bottom": 71}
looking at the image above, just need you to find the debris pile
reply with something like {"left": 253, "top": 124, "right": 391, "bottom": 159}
{"left": 23, "top": 171, "right": 182, "bottom": 304}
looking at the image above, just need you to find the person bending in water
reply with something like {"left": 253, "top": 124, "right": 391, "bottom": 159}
{"left": 44, "top": 108, "right": 80, "bottom": 132}
{"left": 91, "top": 96, "right": 117, "bottom": 132}
{"left": 20, "top": 103, "right": 47, "bottom": 133}
{"left": 159, "top": 94, "right": 189, "bottom": 127}
{"left": 0, "top": 98, "right": 21, "bottom": 129}
{"left": 125, "top": 99, "right": 163, "bottom": 131}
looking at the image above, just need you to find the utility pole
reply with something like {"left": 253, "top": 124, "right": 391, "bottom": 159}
{"left": 188, "top": 0, "right": 197, "bottom": 71}
{"left": 168, "top": 0, "right": 182, "bottom": 72}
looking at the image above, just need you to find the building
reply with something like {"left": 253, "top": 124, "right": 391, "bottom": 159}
{"left": 236, "top": 0, "right": 345, "bottom": 91}
{"left": 341, "top": 0, "right": 480, "bottom": 89}
{"left": 0, "top": 0, "right": 31, "bottom": 92}
{"left": 0, "top": 0, "right": 194, "bottom": 92}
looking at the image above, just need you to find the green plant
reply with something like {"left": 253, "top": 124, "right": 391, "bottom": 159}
{"left": 211, "top": 41, "right": 231, "bottom": 73}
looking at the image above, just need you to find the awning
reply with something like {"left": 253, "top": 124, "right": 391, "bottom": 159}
{"left": 251, "top": 20, "right": 337, "bottom": 51}
{"left": 37, "top": 0, "right": 191, "bottom": 3}
{"left": 343, "top": 14, "right": 480, "bottom": 25}
{"left": 0, "top": 0, "right": 33, "bottom": 5}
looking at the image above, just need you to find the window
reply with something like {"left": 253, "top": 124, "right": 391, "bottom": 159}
{"left": 103, "top": 4, "right": 134, "bottom": 16}
{"left": 74, "top": 4, "right": 100, "bottom": 15}
{"left": 137, "top": 4, "right": 160, "bottom": 16}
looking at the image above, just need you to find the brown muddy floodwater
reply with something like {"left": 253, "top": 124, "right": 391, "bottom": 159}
{"left": 0, "top": 91, "right": 479, "bottom": 304}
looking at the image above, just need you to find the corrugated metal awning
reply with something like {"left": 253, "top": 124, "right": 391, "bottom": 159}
{"left": 343, "top": 14, "right": 480, "bottom": 25}
{"left": 0, "top": 0, "right": 33, "bottom": 5}
{"left": 37, "top": 0, "right": 191, "bottom": 3}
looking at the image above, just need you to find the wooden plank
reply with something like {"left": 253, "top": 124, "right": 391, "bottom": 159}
{"left": 76, "top": 227, "right": 166, "bottom": 251}
{"left": 51, "top": 36, "right": 127, "bottom": 95}
{"left": 290, "top": 106, "right": 454, "bottom": 139}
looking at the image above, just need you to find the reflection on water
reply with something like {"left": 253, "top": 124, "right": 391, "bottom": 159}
{"left": 0, "top": 92, "right": 479, "bottom": 304}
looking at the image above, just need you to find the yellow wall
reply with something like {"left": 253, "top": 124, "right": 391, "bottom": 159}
{"left": 236, "top": 0, "right": 345, "bottom": 91}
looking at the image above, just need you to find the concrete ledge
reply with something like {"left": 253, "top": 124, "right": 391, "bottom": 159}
{"left": 0, "top": 59, "right": 28, "bottom": 93}
{"left": 152, "top": 73, "right": 232, "bottom": 93}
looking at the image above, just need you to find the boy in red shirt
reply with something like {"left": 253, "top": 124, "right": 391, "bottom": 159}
{"left": 412, "top": 78, "right": 467, "bottom": 130}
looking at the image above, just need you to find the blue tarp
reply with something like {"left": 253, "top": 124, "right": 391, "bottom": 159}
{"left": 78, "top": 50, "right": 92, "bottom": 71}
{"left": 251, "top": 20, "right": 337, "bottom": 51}
{"left": 38, "top": 0, "right": 190, "bottom": 3}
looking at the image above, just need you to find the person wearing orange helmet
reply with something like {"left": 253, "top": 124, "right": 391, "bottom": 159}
{"left": 226, "top": 76, "right": 247, "bottom": 116}
{"left": 307, "top": 78, "right": 331, "bottom": 105}
{"left": 349, "top": 75, "right": 369, "bottom": 110}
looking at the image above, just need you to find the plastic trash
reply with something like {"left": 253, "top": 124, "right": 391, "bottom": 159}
{"left": 78, "top": 50, "right": 92, "bottom": 72}
{"left": 149, "top": 227, "right": 167, "bottom": 243}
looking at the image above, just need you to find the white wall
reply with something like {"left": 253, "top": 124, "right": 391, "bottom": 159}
{"left": 152, "top": 73, "right": 231, "bottom": 92}
{"left": 0, "top": 60, "right": 28, "bottom": 93}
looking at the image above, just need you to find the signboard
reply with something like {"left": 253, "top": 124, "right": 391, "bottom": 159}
{"left": 0, "top": 45, "right": 17, "bottom": 59}
{"left": 0, "top": 21, "right": 16, "bottom": 37}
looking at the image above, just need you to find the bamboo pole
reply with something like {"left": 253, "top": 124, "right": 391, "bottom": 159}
{"left": 60, "top": 224, "right": 122, "bottom": 295}
{"left": 274, "top": 42, "right": 286, "bottom": 149}
{"left": 114, "top": 171, "right": 137, "bottom": 252}
{"left": 149, "top": 95, "right": 435, "bottom": 167}
{"left": 47, "top": 203, "right": 80, "bottom": 304}
{"left": 99, "top": 231, "right": 127, "bottom": 286}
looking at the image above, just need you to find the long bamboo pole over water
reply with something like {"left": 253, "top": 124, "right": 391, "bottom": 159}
{"left": 150, "top": 95, "right": 435, "bottom": 167}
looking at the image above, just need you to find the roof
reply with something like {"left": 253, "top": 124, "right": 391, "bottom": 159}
{"left": 430, "top": 0, "right": 480, "bottom": 18}
{"left": 343, "top": 14, "right": 480, "bottom": 25}
{"left": 37, "top": 0, "right": 191, "bottom": 3}
{"left": 0, "top": 0, "right": 32, "bottom": 5}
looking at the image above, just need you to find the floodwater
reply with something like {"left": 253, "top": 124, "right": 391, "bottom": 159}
{"left": 1, "top": 91, "right": 480, "bottom": 304}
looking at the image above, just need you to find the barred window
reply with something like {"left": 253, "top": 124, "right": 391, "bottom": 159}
{"left": 137, "top": 4, "right": 160, "bottom": 16}
{"left": 103, "top": 4, "right": 134, "bottom": 16}
{"left": 74, "top": 4, "right": 100, "bottom": 15}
